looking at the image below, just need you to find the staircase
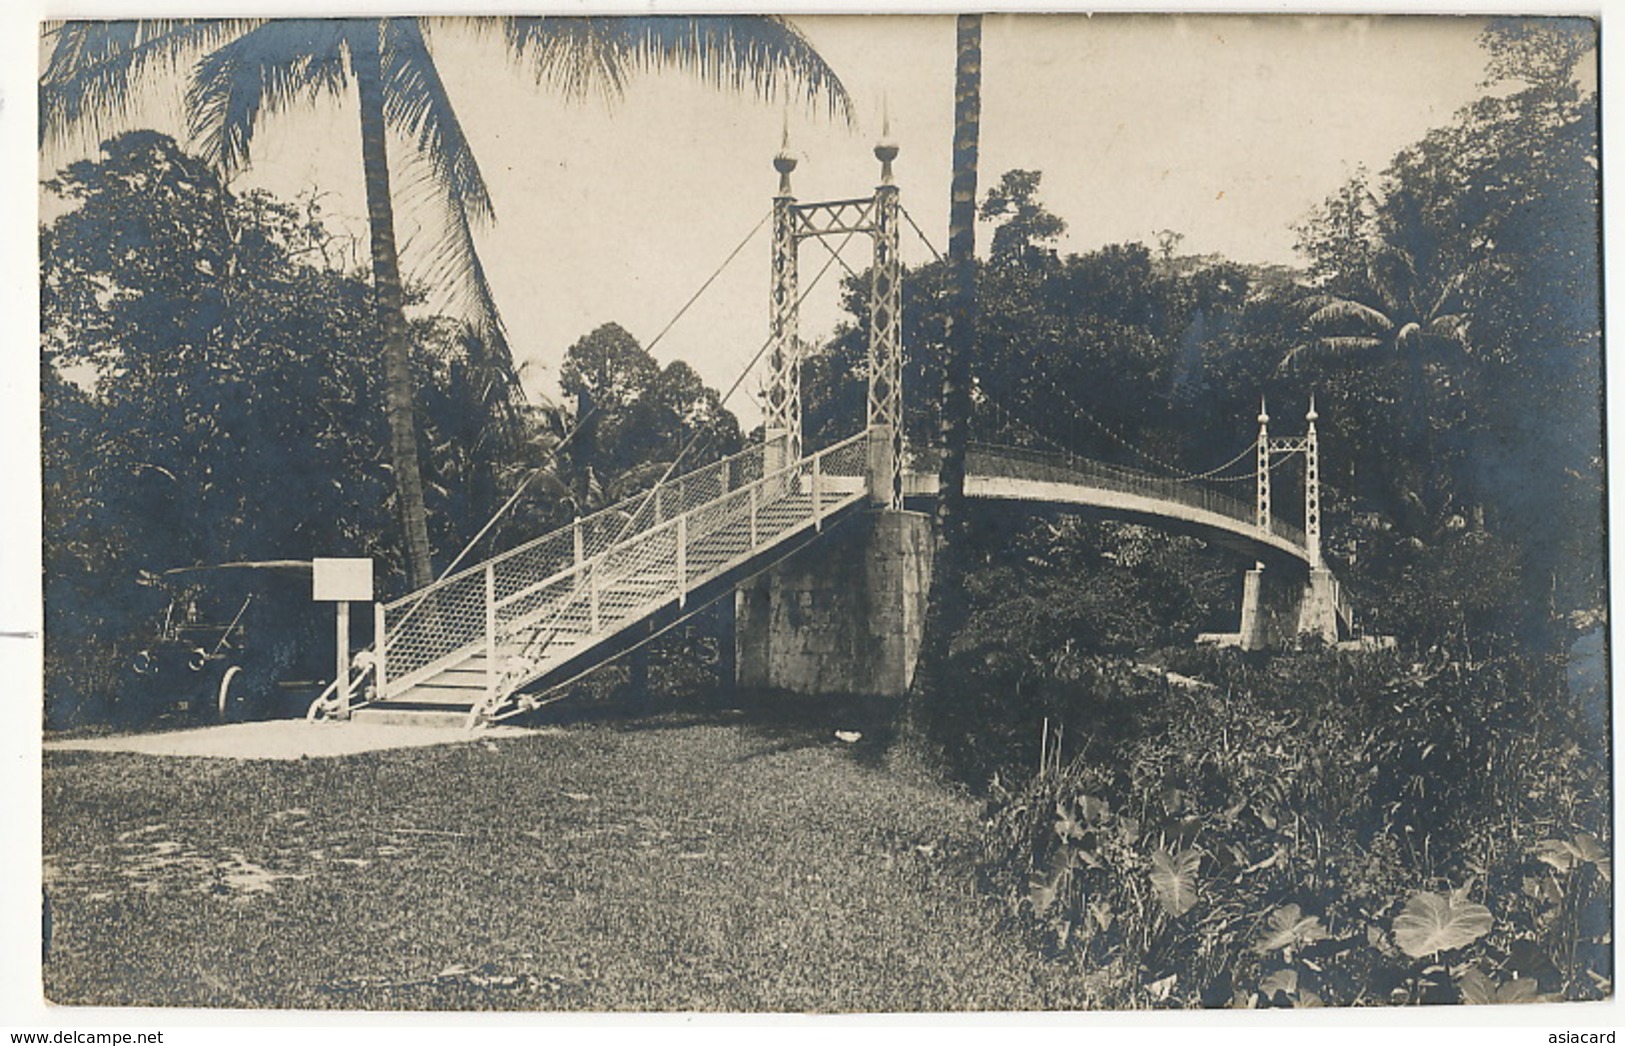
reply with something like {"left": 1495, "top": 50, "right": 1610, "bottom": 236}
{"left": 312, "top": 432, "right": 871, "bottom": 727}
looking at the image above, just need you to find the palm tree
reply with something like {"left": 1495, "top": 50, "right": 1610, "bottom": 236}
{"left": 1298, "top": 246, "right": 1471, "bottom": 352}
{"left": 1284, "top": 242, "right": 1478, "bottom": 533}
{"left": 911, "top": 14, "right": 981, "bottom": 716}
{"left": 1285, "top": 244, "right": 1474, "bottom": 429}
{"left": 41, "top": 16, "right": 850, "bottom": 589}
{"left": 938, "top": 14, "right": 982, "bottom": 542}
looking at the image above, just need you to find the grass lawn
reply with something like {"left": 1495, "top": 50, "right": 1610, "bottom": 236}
{"left": 42, "top": 704, "right": 1094, "bottom": 1011}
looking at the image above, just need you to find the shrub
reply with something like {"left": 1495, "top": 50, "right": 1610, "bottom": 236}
{"left": 981, "top": 648, "right": 1610, "bottom": 1007}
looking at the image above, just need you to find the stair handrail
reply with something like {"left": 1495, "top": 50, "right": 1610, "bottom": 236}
{"left": 475, "top": 430, "right": 868, "bottom": 723}
{"left": 381, "top": 437, "right": 770, "bottom": 623}
{"left": 376, "top": 438, "right": 772, "bottom": 691}
{"left": 304, "top": 651, "right": 379, "bottom": 721}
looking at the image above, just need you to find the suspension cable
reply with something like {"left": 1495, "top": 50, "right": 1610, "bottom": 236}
{"left": 626, "top": 227, "right": 862, "bottom": 519}
{"left": 389, "top": 209, "right": 774, "bottom": 635}
{"left": 985, "top": 380, "right": 1258, "bottom": 482}
{"left": 434, "top": 209, "right": 771, "bottom": 580}
{"left": 510, "top": 228, "right": 862, "bottom": 672}
{"left": 900, "top": 205, "right": 945, "bottom": 263}
{"left": 898, "top": 200, "right": 1271, "bottom": 485}
{"left": 644, "top": 209, "right": 770, "bottom": 356}
{"left": 976, "top": 396, "right": 1266, "bottom": 491}
{"left": 1190, "top": 440, "right": 1263, "bottom": 481}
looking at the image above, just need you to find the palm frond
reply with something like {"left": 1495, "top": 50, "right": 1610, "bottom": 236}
{"left": 1306, "top": 298, "right": 1394, "bottom": 333}
{"left": 1276, "top": 343, "right": 1309, "bottom": 374}
{"left": 1365, "top": 247, "right": 1417, "bottom": 315}
{"left": 1394, "top": 321, "right": 1422, "bottom": 352}
{"left": 1279, "top": 335, "right": 1382, "bottom": 374}
{"left": 1314, "top": 336, "right": 1385, "bottom": 355}
{"left": 1290, "top": 292, "right": 1345, "bottom": 321}
{"left": 397, "top": 158, "right": 517, "bottom": 407}
{"left": 500, "top": 15, "right": 852, "bottom": 121}
{"left": 40, "top": 19, "right": 260, "bottom": 147}
{"left": 185, "top": 19, "right": 350, "bottom": 172}
{"left": 501, "top": 16, "right": 628, "bottom": 101}
{"left": 1424, "top": 313, "right": 1472, "bottom": 346}
{"left": 379, "top": 18, "right": 494, "bottom": 224}
{"left": 370, "top": 18, "right": 525, "bottom": 423}
{"left": 452, "top": 306, "right": 526, "bottom": 434}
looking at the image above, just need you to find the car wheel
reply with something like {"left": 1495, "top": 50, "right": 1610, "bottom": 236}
{"left": 216, "top": 665, "right": 245, "bottom": 722}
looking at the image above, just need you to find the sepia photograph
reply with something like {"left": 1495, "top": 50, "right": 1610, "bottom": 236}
{"left": 12, "top": 2, "right": 1612, "bottom": 1031}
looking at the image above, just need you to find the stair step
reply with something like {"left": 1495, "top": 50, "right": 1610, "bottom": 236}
{"left": 461, "top": 648, "right": 580, "bottom": 674}
{"left": 386, "top": 683, "right": 489, "bottom": 706}
{"left": 435, "top": 667, "right": 492, "bottom": 685}
{"left": 350, "top": 707, "right": 472, "bottom": 729}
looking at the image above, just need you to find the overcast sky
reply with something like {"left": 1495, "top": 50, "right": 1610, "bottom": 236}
{"left": 37, "top": 14, "right": 1503, "bottom": 426}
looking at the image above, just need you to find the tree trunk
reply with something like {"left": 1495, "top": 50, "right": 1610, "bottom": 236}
{"left": 352, "top": 21, "right": 435, "bottom": 590}
{"left": 940, "top": 14, "right": 981, "bottom": 550}
{"left": 908, "top": 14, "right": 981, "bottom": 733}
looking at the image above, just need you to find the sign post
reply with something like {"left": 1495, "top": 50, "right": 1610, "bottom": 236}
{"left": 313, "top": 558, "right": 374, "bottom": 719}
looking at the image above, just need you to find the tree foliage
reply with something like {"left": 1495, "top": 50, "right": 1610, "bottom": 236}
{"left": 1289, "top": 17, "right": 1600, "bottom": 641}
{"left": 41, "top": 14, "right": 850, "bottom": 587}
{"left": 938, "top": 20, "right": 1606, "bottom": 1008}
{"left": 808, "top": 19, "right": 1601, "bottom": 837}
{"left": 980, "top": 168, "right": 1067, "bottom": 266}
{"left": 39, "top": 132, "right": 527, "bottom": 722}
{"left": 559, "top": 322, "right": 741, "bottom": 507}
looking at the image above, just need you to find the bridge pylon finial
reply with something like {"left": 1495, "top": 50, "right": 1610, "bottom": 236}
{"left": 874, "top": 97, "right": 899, "bottom": 187}
{"left": 774, "top": 114, "right": 797, "bottom": 197}
{"left": 1258, "top": 395, "right": 1270, "bottom": 426}
{"left": 1306, "top": 393, "right": 1319, "bottom": 425}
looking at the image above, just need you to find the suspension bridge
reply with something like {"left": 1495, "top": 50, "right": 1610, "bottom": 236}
{"left": 308, "top": 139, "right": 1370, "bottom": 728}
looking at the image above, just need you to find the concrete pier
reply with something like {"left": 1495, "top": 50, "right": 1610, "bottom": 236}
{"left": 1231, "top": 565, "right": 1343, "bottom": 650}
{"left": 735, "top": 509, "right": 933, "bottom": 696}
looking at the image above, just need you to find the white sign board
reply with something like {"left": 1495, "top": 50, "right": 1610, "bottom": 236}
{"left": 312, "top": 558, "right": 374, "bottom": 602}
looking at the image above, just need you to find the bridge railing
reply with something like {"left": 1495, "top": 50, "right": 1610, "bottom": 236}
{"left": 377, "top": 439, "right": 773, "bottom": 694}
{"left": 499, "top": 431, "right": 871, "bottom": 683}
{"left": 377, "top": 432, "right": 871, "bottom": 701}
{"left": 925, "top": 442, "right": 1308, "bottom": 549}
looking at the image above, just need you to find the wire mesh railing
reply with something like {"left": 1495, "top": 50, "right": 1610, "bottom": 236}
{"left": 376, "top": 431, "right": 870, "bottom": 703}
{"left": 372, "top": 426, "right": 1339, "bottom": 707}
{"left": 496, "top": 431, "right": 870, "bottom": 687}
{"left": 378, "top": 439, "right": 774, "bottom": 691}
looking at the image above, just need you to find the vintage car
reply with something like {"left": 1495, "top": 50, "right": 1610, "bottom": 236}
{"left": 127, "top": 560, "right": 341, "bottom": 722}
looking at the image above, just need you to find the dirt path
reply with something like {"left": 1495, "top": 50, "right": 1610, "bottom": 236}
{"left": 43, "top": 713, "right": 1088, "bottom": 1011}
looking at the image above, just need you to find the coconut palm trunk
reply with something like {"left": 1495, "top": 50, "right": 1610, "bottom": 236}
{"left": 910, "top": 14, "right": 981, "bottom": 723}
{"left": 351, "top": 23, "right": 435, "bottom": 588}
{"left": 939, "top": 13, "right": 981, "bottom": 547}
